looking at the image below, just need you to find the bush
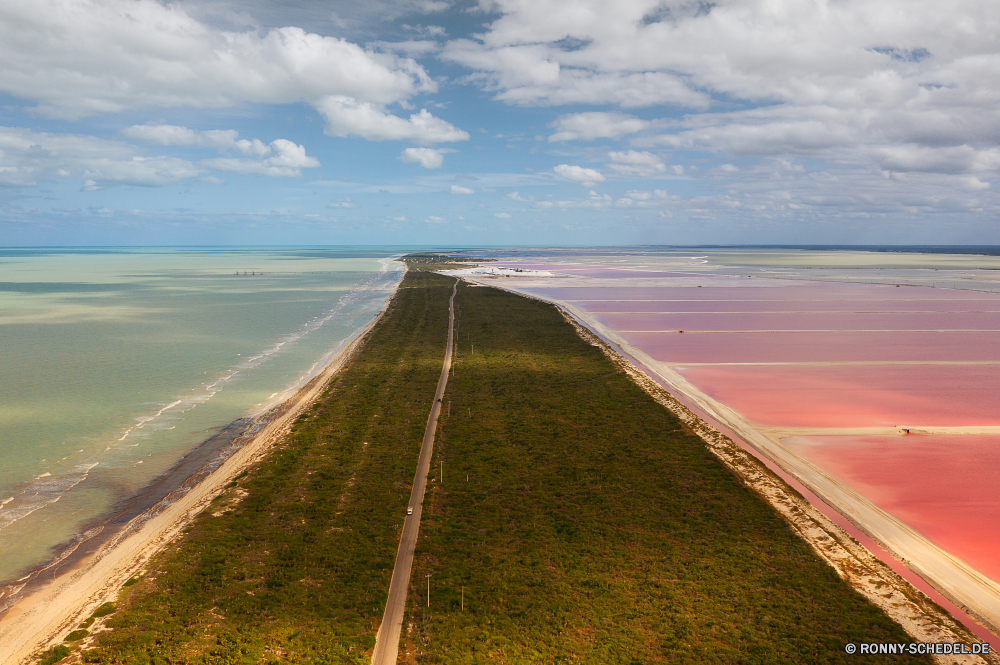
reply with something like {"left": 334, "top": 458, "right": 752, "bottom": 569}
{"left": 37, "top": 645, "right": 71, "bottom": 665}
{"left": 91, "top": 602, "right": 116, "bottom": 618}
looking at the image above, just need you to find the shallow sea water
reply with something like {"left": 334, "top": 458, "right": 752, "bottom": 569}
{"left": 0, "top": 247, "right": 402, "bottom": 582}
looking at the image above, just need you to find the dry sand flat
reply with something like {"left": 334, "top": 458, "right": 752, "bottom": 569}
{"left": 463, "top": 272, "right": 1000, "bottom": 658}
{"left": 0, "top": 300, "right": 393, "bottom": 665}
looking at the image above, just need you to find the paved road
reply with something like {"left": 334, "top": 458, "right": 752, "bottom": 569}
{"left": 371, "top": 278, "right": 457, "bottom": 665}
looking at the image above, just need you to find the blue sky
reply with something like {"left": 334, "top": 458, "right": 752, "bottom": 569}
{"left": 1, "top": 0, "right": 999, "bottom": 246}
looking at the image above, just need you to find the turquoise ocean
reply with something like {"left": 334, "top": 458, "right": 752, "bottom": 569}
{"left": 0, "top": 248, "right": 403, "bottom": 583}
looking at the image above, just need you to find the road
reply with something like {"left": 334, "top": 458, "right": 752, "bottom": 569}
{"left": 371, "top": 278, "right": 457, "bottom": 665}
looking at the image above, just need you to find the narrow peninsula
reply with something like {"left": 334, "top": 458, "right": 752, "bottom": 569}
{"left": 27, "top": 257, "right": 983, "bottom": 664}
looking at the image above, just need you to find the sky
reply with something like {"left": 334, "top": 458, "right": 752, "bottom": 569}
{"left": 1, "top": 0, "right": 999, "bottom": 246}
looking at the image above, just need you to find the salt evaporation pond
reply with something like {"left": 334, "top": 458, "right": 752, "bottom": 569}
{"left": 489, "top": 256, "right": 1000, "bottom": 603}
{"left": 619, "top": 331, "right": 1000, "bottom": 363}
{"left": 593, "top": 311, "right": 1000, "bottom": 331}
{"left": 788, "top": 435, "right": 1000, "bottom": 585}
{"left": 674, "top": 364, "right": 1000, "bottom": 427}
{"left": 524, "top": 284, "right": 1000, "bottom": 302}
{"left": 575, "top": 299, "right": 1000, "bottom": 313}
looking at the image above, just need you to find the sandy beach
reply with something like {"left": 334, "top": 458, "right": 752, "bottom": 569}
{"left": 0, "top": 296, "right": 394, "bottom": 665}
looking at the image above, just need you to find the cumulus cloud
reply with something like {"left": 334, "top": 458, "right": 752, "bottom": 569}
{"left": 0, "top": 125, "right": 323, "bottom": 189}
{"left": 494, "top": 212, "right": 511, "bottom": 218}
{"left": 123, "top": 126, "right": 321, "bottom": 176}
{"left": 0, "top": 0, "right": 467, "bottom": 144}
{"left": 399, "top": 147, "right": 456, "bottom": 168}
{"left": 123, "top": 125, "right": 271, "bottom": 156}
{"left": 554, "top": 164, "right": 606, "bottom": 185}
{"left": 549, "top": 112, "right": 650, "bottom": 142}
{"left": 450, "top": 184, "right": 475, "bottom": 194}
{"left": 0, "top": 126, "right": 202, "bottom": 188}
{"left": 441, "top": 0, "right": 1000, "bottom": 177}
{"left": 606, "top": 150, "right": 666, "bottom": 177}
{"left": 201, "top": 139, "right": 320, "bottom": 177}
{"left": 314, "top": 97, "right": 469, "bottom": 144}
{"left": 540, "top": 163, "right": 1000, "bottom": 227}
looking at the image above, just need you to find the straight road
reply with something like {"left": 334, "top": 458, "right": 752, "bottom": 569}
{"left": 371, "top": 278, "right": 457, "bottom": 665}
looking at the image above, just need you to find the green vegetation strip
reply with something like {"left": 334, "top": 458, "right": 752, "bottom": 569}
{"left": 69, "top": 270, "right": 455, "bottom": 664}
{"left": 51, "top": 264, "right": 926, "bottom": 664}
{"left": 403, "top": 280, "right": 929, "bottom": 664}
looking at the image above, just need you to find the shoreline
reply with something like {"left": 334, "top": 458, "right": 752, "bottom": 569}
{"left": 0, "top": 414, "right": 255, "bottom": 609}
{"left": 0, "top": 277, "right": 399, "bottom": 665}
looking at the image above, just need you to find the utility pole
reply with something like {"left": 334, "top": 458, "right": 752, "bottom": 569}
{"left": 440, "top": 460, "right": 443, "bottom": 483}
{"left": 426, "top": 574, "right": 432, "bottom": 607}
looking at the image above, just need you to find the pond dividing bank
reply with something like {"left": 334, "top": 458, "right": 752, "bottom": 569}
{"left": 28, "top": 262, "right": 968, "bottom": 664}
{"left": 467, "top": 259, "right": 1000, "bottom": 646}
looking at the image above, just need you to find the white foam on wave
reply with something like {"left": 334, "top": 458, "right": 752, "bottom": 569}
{"left": 109, "top": 258, "right": 403, "bottom": 442}
{"left": 244, "top": 257, "right": 403, "bottom": 415}
{"left": 0, "top": 462, "right": 99, "bottom": 531}
{"left": 1, "top": 259, "right": 402, "bottom": 536}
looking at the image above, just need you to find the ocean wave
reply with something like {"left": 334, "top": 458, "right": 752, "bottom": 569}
{"left": 0, "top": 462, "right": 99, "bottom": 532}
{"left": 111, "top": 258, "right": 402, "bottom": 442}
{"left": 0, "top": 260, "right": 402, "bottom": 535}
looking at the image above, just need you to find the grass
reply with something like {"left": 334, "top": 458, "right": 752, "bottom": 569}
{"left": 401, "top": 280, "right": 929, "bottom": 664}
{"left": 43, "top": 261, "right": 929, "bottom": 664}
{"left": 67, "top": 269, "right": 455, "bottom": 664}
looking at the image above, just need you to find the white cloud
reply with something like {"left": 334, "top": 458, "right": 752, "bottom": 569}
{"left": 201, "top": 139, "right": 320, "bottom": 177}
{"left": 427, "top": 215, "right": 446, "bottom": 223}
{"left": 329, "top": 198, "right": 359, "bottom": 208}
{"left": 0, "top": 0, "right": 467, "bottom": 144}
{"left": 0, "top": 125, "right": 323, "bottom": 189}
{"left": 399, "top": 147, "right": 457, "bottom": 168}
{"left": 532, "top": 190, "right": 615, "bottom": 210}
{"left": 414, "top": 1, "right": 449, "bottom": 12}
{"left": 369, "top": 40, "right": 442, "bottom": 57}
{"left": 554, "top": 164, "right": 606, "bottom": 186}
{"left": 450, "top": 184, "right": 475, "bottom": 194}
{"left": 606, "top": 150, "right": 666, "bottom": 177}
{"left": 549, "top": 112, "right": 650, "bottom": 142}
{"left": 401, "top": 23, "right": 447, "bottom": 37}
{"left": 0, "top": 126, "right": 202, "bottom": 188}
{"left": 122, "top": 125, "right": 271, "bottom": 156}
{"left": 315, "top": 97, "right": 469, "bottom": 144}
{"left": 494, "top": 212, "right": 511, "bottom": 218}
{"left": 124, "top": 126, "right": 320, "bottom": 176}
{"left": 441, "top": 0, "right": 1000, "bottom": 177}
{"left": 540, "top": 163, "right": 1000, "bottom": 226}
